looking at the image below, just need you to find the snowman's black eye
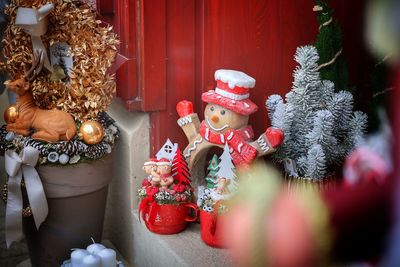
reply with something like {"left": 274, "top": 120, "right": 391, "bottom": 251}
{"left": 220, "top": 110, "right": 226, "bottom": 115}
{"left": 210, "top": 106, "right": 215, "bottom": 112}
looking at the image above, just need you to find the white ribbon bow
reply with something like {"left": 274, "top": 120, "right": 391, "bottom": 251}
{"left": 5, "top": 146, "right": 48, "bottom": 248}
{"left": 15, "top": 4, "right": 55, "bottom": 72}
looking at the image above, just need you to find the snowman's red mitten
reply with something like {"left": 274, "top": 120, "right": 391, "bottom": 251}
{"left": 176, "top": 100, "right": 194, "bottom": 117}
{"left": 265, "top": 127, "right": 284, "bottom": 148}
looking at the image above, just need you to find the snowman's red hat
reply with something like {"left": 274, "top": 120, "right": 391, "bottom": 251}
{"left": 202, "top": 69, "right": 258, "bottom": 115}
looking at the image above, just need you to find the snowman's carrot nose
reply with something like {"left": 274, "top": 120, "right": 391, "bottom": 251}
{"left": 211, "top": 115, "right": 220, "bottom": 123}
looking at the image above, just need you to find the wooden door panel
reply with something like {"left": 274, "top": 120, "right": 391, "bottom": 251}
{"left": 98, "top": 0, "right": 369, "bottom": 155}
{"left": 198, "top": 0, "right": 319, "bottom": 138}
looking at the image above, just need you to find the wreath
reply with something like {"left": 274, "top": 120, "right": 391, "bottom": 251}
{"left": 1, "top": 0, "right": 118, "bottom": 120}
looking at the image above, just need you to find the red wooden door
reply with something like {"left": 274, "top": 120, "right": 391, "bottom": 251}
{"left": 97, "top": 0, "right": 368, "bottom": 155}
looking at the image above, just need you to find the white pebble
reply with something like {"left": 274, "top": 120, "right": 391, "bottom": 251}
{"left": 59, "top": 154, "right": 70, "bottom": 165}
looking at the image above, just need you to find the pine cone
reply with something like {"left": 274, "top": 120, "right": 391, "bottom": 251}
{"left": 74, "top": 140, "right": 88, "bottom": 154}
{"left": 52, "top": 140, "right": 87, "bottom": 156}
{"left": 0, "top": 125, "right": 8, "bottom": 137}
{"left": 24, "top": 139, "right": 51, "bottom": 156}
{"left": 97, "top": 112, "right": 116, "bottom": 128}
{"left": 85, "top": 142, "right": 108, "bottom": 159}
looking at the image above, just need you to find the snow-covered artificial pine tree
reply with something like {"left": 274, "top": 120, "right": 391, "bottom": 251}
{"left": 267, "top": 45, "right": 367, "bottom": 180}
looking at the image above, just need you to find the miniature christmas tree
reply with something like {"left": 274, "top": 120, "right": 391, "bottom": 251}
{"left": 172, "top": 148, "right": 191, "bottom": 185}
{"left": 205, "top": 154, "right": 220, "bottom": 189}
{"left": 216, "top": 143, "right": 238, "bottom": 193}
{"left": 313, "top": 0, "right": 349, "bottom": 91}
{"left": 266, "top": 46, "right": 367, "bottom": 180}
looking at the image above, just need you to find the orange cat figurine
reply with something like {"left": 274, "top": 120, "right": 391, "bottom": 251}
{"left": 4, "top": 51, "right": 77, "bottom": 143}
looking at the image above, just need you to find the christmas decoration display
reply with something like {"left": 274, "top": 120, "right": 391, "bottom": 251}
{"left": 0, "top": 0, "right": 120, "bottom": 164}
{"left": 1, "top": 0, "right": 118, "bottom": 120}
{"left": 176, "top": 69, "right": 284, "bottom": 185}
{"left": 4, "top": 146, "right": 48, "bottom": 248}
{"left": 197, "top": 143, "right": 238, "bottom": 248}
{"left": 171, "top": 148, "right": 192, "bottom": 186}
{"left": 0, "top": 112, "right": 119, "bottom": 165}
{"left": 5, "top": 52, "right": 77, "bottom": 142}
{"left": 61, "top": 240, "right": 124, "bottom": 267}
{"left": 142, "top": 158, "right": 158, "bottom": 185}
{"left": 138, "top": 143, "right": 197, "bottom": 234}
{"left": 266, "top": 46, "right": 367, "bottom": 179}
{"left": 198, "top": 144, "right": 238, "bottom": 211}
{"left": 156, "top": 138, "right": 178, "bottom": 161}
{"left": 137, "top": 156, "right": 193, "bottom": 206}
{"left": 80, "top": 120, "right": 105, "bottom": 145}
{"left": 3, "top": 104, "right": 18, "bottom": 124}
{"left": 205, "top": 154, "right": 220, "bottom": 190}
{"left": 0, "top": 1, "right": 119, "bottom": 265}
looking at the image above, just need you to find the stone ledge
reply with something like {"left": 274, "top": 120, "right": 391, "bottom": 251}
{"left": 132, "top": 211, "right": 231, "bottom": 267}
{"left": 103, "top": 99, "right": 150, "bottom": 265}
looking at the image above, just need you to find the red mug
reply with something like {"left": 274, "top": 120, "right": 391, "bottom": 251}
{"left": 199, "top": 210, "right": 227, "bottom": 248}
{"left": 144, "top": 203, "right": 198, "bottom": 234}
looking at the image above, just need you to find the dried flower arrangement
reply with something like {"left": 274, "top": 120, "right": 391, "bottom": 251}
{"left": 0, "top": 0, "right": 120, "bottom": 165}
{"left": 1, "top": 0, "right": 118, "bottom": 120}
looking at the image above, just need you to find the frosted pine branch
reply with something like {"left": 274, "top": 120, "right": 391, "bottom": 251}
{"left": 306, "top": 144, "right": 327, "bottom": 179}
{"left": 266, "top": 45, "right": 368, "bottom": 179}
{"left": 266, "top": 94, "right": 283, "bottom": 121}
{"left": 328, "top": 90, "right": 354, "bottom": 138}
{"left": 346, "top": 111, "right": 368, "bottom": 151}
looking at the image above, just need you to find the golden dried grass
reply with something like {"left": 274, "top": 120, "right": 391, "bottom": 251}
{"left": 2, "top": 0, "right": 119, "bottom": 120}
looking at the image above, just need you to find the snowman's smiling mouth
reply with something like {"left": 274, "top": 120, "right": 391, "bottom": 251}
{"left": 206, "top": 116, "right": 230, "bottom": 132}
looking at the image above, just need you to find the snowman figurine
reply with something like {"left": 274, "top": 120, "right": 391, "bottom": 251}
{"left": 176, "top": 69, "right": 284, "bottom": 172}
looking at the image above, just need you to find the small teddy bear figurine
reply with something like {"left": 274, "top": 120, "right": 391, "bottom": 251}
{"left": 142, "top": 158, "right": 158, "bottom": 186}
{"left": 156, "top": 158, "right": 175, "bottom": 189}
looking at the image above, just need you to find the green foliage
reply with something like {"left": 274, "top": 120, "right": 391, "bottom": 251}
{"left": 314, "top": 0, "right": 349, "bottom": 92}
{"left": 205, "top": 154, "right": 220, "bottom": 189}
{"left": 367, "top": 63, "right": 389, "bottom": 132}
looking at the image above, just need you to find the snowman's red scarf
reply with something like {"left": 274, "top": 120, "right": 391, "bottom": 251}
{"left": 199, "top": 121, "right": 258, "bottom": 166}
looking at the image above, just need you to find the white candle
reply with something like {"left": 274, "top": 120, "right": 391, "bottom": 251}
{"left": 97, "top": 248, "right": 117, "bottom": 267}
{"left": 71, "top": 249, "right": 89, "bottom": 267}
{"left": 81, "top": 254, "right": 101, "bottom": 267}
{"left": 86, "top": 243, "right": 106, "bottom": 255}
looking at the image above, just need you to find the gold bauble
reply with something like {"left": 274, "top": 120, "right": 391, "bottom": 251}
{"left": 4, "top": 105, "right": 19, "bottom": 124}
{"left": 80, "top": 120, "right": 104, "bottom": 145}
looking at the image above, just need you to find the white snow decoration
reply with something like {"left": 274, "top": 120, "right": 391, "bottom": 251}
{"left": 156, "top": 139, "right": 178, "bottom": 161}
{"left": 214, "top": 69, "right": 256, "bottom": 89}
{"left": 216, "top": 143, "right": 238, "bottom": 193}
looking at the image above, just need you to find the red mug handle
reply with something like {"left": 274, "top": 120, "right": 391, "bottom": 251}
{"left": 185, "top": 203, "right": 198, "bottom": 222}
